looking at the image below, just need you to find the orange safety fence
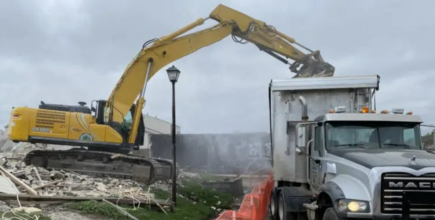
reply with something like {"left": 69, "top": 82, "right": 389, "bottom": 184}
{"left": 215, "top": 172, "right": 274, "bottom": 220}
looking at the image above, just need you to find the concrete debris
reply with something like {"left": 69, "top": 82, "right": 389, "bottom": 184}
{"left": 0, "top": 165, "right": 38, "bottom": 195}
{"left": 50, "top": 170, "right": 65, "bottom": 180}
{"left": 96, "top": 182, "right": 107, "bottom": 192}
{"left": 12, "top": 207, "right": 42, "bottom": 215}
{"left": 0, "top": 201, "right": 10, "bottom": 212}
{"left": 7, "top": 142, "right": 47, "bottom": 159}
{"left": 0, "top": 145, "right": 201, "bottom": 218}
{"left": 0, "top": 156, "right": 161, "bottom": 200}
{"left": 0, "top": 140, "right": 14, "bottom": 152}
{"left": 0, "top": 175, "right": 19, "bottom": 194}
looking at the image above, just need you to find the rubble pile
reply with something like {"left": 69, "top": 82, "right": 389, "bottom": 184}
{"left": 0, "top": 143, "right": 166, "bottom": 200}
{"left": 0, "top": 146, "right": 198, "bottom": 202}
{"left": 0, "top": 144, "right": 232, "bottom": 219}
{"left": 1, "top": 159, "right": 157, "bottom": 201}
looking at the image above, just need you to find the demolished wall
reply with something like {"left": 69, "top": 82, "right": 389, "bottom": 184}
{"left": 150, "top": 133, "right": 271, "bottom": 175}
{"left": 0, "top": 129, "right": 13, "bottom": 152}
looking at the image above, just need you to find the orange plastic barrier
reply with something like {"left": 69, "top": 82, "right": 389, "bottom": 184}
{"left": 216, "top": 172, "right": 274, "bottom": 220}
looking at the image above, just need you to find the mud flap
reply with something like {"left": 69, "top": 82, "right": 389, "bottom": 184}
{"left": 132, "top": 165, "right": 151, "bottom": 183}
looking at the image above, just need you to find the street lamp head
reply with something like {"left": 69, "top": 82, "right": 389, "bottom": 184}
{"left": 166, "top": 65, "right": 180, "bottom": 83}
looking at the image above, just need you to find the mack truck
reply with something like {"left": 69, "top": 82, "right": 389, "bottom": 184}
{"left": 267, "top": 74, "right": 435, "bottom": 220}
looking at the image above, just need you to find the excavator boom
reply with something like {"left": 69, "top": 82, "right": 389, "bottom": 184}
{"left": 106, "top": 4, "right": 335, "bottom": 144}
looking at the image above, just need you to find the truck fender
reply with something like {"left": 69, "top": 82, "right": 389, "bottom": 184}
{"left": 319, "top": 181, "right": 345, "bottom": 204}
{"left": 317, "top": 182, "right": 345, "bottom": 219}
{"left": 326, "top": 174, "right": 371, "bottom": 202}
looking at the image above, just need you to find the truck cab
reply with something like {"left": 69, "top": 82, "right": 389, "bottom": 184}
{"left": 268, "top": 75, "right": 435, "bottom": 220}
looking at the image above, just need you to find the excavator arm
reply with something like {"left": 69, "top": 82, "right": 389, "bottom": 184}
{"left": 105, "top": 4, "right": 335, "bottom": 144}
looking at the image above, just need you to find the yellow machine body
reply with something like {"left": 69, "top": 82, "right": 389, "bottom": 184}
{"left": 8, "top": 106, "right": 123, "bottom": 146}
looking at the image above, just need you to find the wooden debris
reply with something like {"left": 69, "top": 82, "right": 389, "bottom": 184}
{"left": 0, "top": 166, "right": 37, "bottom": 195}
{"left": 32, "top": 180, "right": 62, "bottom": 190}
{"left": 32, "top": 167, "right": 43, "bottom": 183}
{"left": 11, "top": 170, "right": 25, "bottom": 177}
{"left": 102, "top": 199, "right": 139, "bottom": 220}
{"left": 110, "top": 154, "right": 123, "bottom": 159}
{"left": 0, "top": 194, "right": 173, "bottom": 207}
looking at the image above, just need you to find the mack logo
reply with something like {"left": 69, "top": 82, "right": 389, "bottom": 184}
{"left": 389, "top": 181, "right": 435, "bottom": 189}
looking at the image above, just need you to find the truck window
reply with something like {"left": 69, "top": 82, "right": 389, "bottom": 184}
{"left": 325, "top": 121, "right": 422, "bottom": 150}
{"left": 403, "top": 127, "right": 417, "bottom": 146}
{"left": 314, "top": 126, "right": 324, "bottom": 153}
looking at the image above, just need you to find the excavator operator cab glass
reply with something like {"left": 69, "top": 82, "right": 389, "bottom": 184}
{"left": 122, "top": 111, "right": 133, "bottom": 131}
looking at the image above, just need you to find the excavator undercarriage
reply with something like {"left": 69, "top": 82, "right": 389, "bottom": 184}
{"left": 24, "top": 149, "right": 173, "bottom": 183}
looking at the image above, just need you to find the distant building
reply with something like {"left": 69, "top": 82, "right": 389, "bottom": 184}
{"left": 423, "top": 134, "right": 434, "bottom": 149}
{"left": 135, "top": 113, "right": 180, "bottom": 156}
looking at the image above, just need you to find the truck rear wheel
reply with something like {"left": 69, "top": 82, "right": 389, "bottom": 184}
{"left": 269, "top": 188, "right": 278, "bottom": 220}
{"left": 322, "top": 207, "right": 345, "bottom": 220}
{"left": 277, "top": 189, "right": 308, "bottom": 220}
{"left": 278, "top": 191, "right": 290, "bottom": 220}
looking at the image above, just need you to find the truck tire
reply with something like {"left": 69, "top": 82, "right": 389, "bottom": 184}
{"left": 269, "top": 188, "right": 278, "bottom": 220}
{"left": 278, "top": 188, "right": 308, "bottom": 220}
{"left": 278, "top": 191, "right": 292, "bottom": 220}
{"left": 322, "top": 207, "right": 345, "bottom": 220}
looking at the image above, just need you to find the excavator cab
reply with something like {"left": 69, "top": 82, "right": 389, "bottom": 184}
{"left": 91, "top": 100, "right": 144, "bottom": 148}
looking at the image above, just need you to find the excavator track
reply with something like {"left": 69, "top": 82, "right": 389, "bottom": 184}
{"left": 23, "top": 149, "right": 173, "bottom": 183}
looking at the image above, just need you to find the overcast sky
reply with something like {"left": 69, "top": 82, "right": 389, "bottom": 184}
{"left": 1, "top": 0, "right": 434, "bottom": 134}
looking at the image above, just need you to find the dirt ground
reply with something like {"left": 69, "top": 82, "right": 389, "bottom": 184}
{"left": 43, "top": 205, "right": 107, "bottom": 220}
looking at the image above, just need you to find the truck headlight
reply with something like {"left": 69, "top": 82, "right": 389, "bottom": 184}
{"left": 337, "top": 199, "right": 369, "bottom": 213}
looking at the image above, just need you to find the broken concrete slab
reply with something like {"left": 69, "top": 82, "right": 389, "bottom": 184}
{"left": 96, "top": 182, "right": 107, "bottom": 192}
{"left": 0, "top": 201, "right": 10, "bottom": 212}
{"left": 12, "top": 207, "right": 42, "bottom": 215}
{"left": 0, "top": 175, "right": 19, "bottom": 194}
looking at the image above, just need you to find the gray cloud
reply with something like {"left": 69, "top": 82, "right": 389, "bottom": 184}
{"left": 1, "top": 0, "right": 434, "bottom": 135}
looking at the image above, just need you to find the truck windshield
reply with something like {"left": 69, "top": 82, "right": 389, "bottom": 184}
{"left": 325, "top": 121, "right": 422, "bottom": 150}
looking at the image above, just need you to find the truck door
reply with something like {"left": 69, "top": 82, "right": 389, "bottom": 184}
{"left": 309, "top": 125, "right": 324, "bottom": 191}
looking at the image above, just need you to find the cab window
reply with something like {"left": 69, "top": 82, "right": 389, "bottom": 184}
{"left": 123, "top": 111, "right": 133, "bottom": 130}
{"left": 314, "top": 126, "right": 324, "bottom": 155}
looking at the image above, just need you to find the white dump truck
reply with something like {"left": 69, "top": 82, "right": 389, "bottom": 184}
{"left": 268, "top": 74, "right": 435, "bottom": 220}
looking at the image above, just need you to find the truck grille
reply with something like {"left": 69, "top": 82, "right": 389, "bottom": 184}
{"left": 382, "top": 173, "right": 435, "bottom": 214}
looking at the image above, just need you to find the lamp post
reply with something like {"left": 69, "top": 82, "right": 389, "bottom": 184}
{"left": 166, "top": 65, "right": 180, "bottom": 207}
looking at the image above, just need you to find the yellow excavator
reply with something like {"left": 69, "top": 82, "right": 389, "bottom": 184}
{"left": 7, "top": 4, "right": 334, "bottom": 183}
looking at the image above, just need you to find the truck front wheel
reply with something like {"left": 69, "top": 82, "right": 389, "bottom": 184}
{"left": 322, "top": 207, "right": 345, "bottom": 220}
